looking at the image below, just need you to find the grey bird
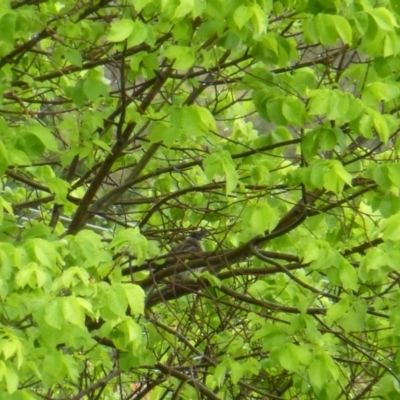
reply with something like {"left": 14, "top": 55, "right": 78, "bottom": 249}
{"left": 145, "top": 228, "right": 207, "bottom": 307}
{"left": 170, "top": 228, "right": 207, "bottom": 255}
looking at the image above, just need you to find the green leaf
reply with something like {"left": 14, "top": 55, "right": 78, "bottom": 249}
{"left": 45, "top": 299, "right": 63, "bottom": 329}
{"left": 266, "top": 96, "right": 287, "bottom": 125}
{"left": 338, "top": 258, "right": 359, "bottom": 290}
{"left": 214, "top": 360, "right": 228, "bottom": 387}
{"left": 281, "top": 96, "right": 306, "bottom": 126}
{"left": 318, "top": 14, "right": 340, "bottom": 45}
{"left": 333, "top": 15, "right": 352, "bottom": 44}
{"left": 372, "top": 374, "right": 400, "bottom": 397}
{"left": 15, "top": 263, "right": 37, "bottom": 288}
{"left": 108, "top": 19, "right": 135, "bottom": 42}
{"left": 383, "top": 214, "right": 400, "bottom": 241}
{"left": 308, "top": 357, "right": 327, "bottom": 390}
{"left": 323, "top": 352, "right": 340, "bottom": 381}
{"left": 305, "top": 161, "right": 324, "bottom": 189}
{"left": 28, "top": 124, "right": 59, "bottom": 152}
{"left": 83, "top": 76, "right": 108, "bottom": 102}
{"left": 1, "top": 13, "right": 15, "bottom": 45}
{"left": 149, "top": 121, "right": 176, "bottom": 147}
{"left": 221, "top": 155, "right": 238, "bottom": 194}
{"left": 70, "top": 230, "right": 104, "bottom": 261}
{"left": 63, "top": 354, "right": 79, "bottom": 382}
{"left": 367, "top": 8, "right": 398, "bottom": 31}
{"left": 123, "top": 283, "right": 145, "bottom": 315}
{"left": 192, "top": 105, "right": 217, "bottom": 131}
{"left": 331, "top": 161, "right": 352, "bottom": 185}
{"left": 248, "top": 281, "right": 269, "bottom": 298}
{"left": 387, "top": 164, "right": 400, "bottom": 187}
{"left": 326, "top": 297, "right": 350, "bottom": 325}
{"left": 251, "top": 3, "right": 268, "bottom": 34}
{"left": 229, "top": 360, "right": 243, "bottom": 384}
{"left": 173, "top": 0, "right": 194, "bottom": 19}
{"left": 201, "top": 271, "right": 222, "bottom": 287}
{"left": 242, "top": 202, "right": 279, "bottom": 237}
{"left": 47, "top": 177, "right": 70, "bottom": 203}
{"left": 278, "top": 344, "right": 299, "bottom": 372}
{"left": 164, "top": 45, "right": 195, "bottom": 69}
{"left": 76, "top": 297, "right": 93, "bottom": 315}
{"left": 43, "top": 352, "right": 66, "bottom": 384}
{"left": 127, "top": 21, "right": 148, "bottom": 47}
{"left": 370, "top": 164, "right": 392, "bottom": 188}
{"left": 99, "top": 283, "right": 128, "bottom": 319}
{"left": 58, "top": 266, "right": 90, "bottom": 288}
{"left": 302, "top": 16, "right": 319, "bottom": 43}
{"left": 1, "top": 338, "right": 16, "bottom": 361}
{"left": 369, "top": 109, "right": 390, "bottom": 143}
{"left": 66, "top": 80, "right": 87, "bottom": 107}
{"left": 233, "top": 5, "right": 253, "bottom": 30}
{"left": 30, "top": 238, "right": 57, "bottom": 268}
{"left": 328, "top": 94, "right": 349, "bottom": 122}
{"left": 0, "top": 140, "right": 8, "bottom": 175}
{"left": 204, "top": 150, "right": 238, "bottom": 194}
{"left": 110, "top": 228, "right": 148, "bottom": 264}
{"left": 5, "top": 362, "right": 18, "bottom": 394}
{"left": 119, "top": 318, "right": 142, "bottom": 348}
{"left": 64, "top": 48, "right": 82, "bottom": 68}
{"left": 308, "top": 89, "right": 330, "bottom": 115}
{"left": 302, "top": 129, "right": 319, "bottom": 161}
{"left": 131, "top": 0, "right": 152, "bottom": 12}
{"left": 295, "top": 345, "right": 313, "bottom": 366}
{"left": 62, "top": 297, "right": 85, "bottom": 327}
{"left": 92, "top": 138, "right": 111, "bottom": 152}
{"left": 308, "top": 89, "right": 358, "bottom": 123}
{"left": 0, "top": 360, "right": 5, "bottom": 381}
{"left": 363, "top": 81, "right": 400, "bottom": 104}
{"left": 0, "top": 200, "right": 3, "bottom": 227}
{"left": 322, "top": 160, "right": 352, "bottom": 193}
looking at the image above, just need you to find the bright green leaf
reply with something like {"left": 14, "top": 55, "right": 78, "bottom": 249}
{"left": 278, "top": 344, "right": 299, "bottom": 372}
{"left": 28, "top": 124, "right": 59, "bottom": 152}
{"left": 173, "top": 0, "right": 194, "bottom": 19}
{"left": 367, "top": 8, "right": 398, "bottom": 31}
{"left": 333, "top": 15, "right": 352, "bottom": 44}
{"left": 326, "top": 297, "right": 350, "bottom": 325}
{"left": 64, "top": 48, "right": 82, "bottom": 68}
{"left": 5, "top": 363, "right": 18, "bottom": 394}
{"left": 229, "top": 360, "right": 243, "bottom": 384}
{"left": 0, "top": 141, "right": 8, "bottom": 175}
{"left": 308, "top": 357, "right": 327, "bottom": 391}
{"left": 233, "top": 5, "right": 253, "bottom": 30}
{"left": 123, "top": 283, "right": 145, "bottom": 315}
{"left": 338, "top": 258, "right": 359, "bottom": 290}
{"left": 164, "top": 45, "right": 195, "bottom": 69}
{"left": 282, "top": 96, "right": 306, "bottom": 126}
{"left": 45, "top": 299, "right": 63, "bottom": 330}
{"left": 383, "top": 214, "right": 400, "bottom": 241}
{"left": 108, "top": 19, "right": 135, "bottom": 42}
{"left": 62, "top": 297, "right": 85, "bottom": 327}
{"left": 214, "top": 360, "right": 228, "bottom": 387}
{"left": 127, "top": 21, "right": 148, "bottom": 47}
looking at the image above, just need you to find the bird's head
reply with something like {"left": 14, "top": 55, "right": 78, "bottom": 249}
{"left": 188, "top": 228, "right": 207, "bottom": 240}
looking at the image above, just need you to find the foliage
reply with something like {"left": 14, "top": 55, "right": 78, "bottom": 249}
{"left": 1, "top": 0, "right": 400, "bottom": 398}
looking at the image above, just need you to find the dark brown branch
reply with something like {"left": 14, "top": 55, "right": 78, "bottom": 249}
{"left": 155, "top": 363, "right": 221, "bottom": 400}
{"left": 70, "top": 369, "right": 122, "bottom": 400}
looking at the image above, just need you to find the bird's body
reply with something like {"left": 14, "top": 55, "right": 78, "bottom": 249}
{"left": 170, "top": 229, "right": 206, "bottom": 254}
{"left": 145, "top": 228, "right": 207, "bottom": 307}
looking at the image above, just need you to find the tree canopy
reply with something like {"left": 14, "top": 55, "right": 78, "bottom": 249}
{"left": 2, "top": 0, "right": 400, "bottom": 398}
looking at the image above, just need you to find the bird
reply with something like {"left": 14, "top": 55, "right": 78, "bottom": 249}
{"left": 170, "top": 228, "right": 207, "bottom": 255}
{"left": 145, "top": 228, "right": 208, "bottom": 307}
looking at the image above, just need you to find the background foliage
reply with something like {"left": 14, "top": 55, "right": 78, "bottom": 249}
{"left": 1, "top": 0, "right": 400, "bottom": 398}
